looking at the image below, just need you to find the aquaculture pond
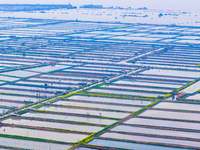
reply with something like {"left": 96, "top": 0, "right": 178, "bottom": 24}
{"left": 54, "top": 100, "right": 141, "bottom": 112}
{"left": 22, "top": 112, "right": 116, "bottom": 125}
{"left": 0, "top": 136, "right": 72, "bottom": 150}
{"left": 139, "top": 110, "right": 200, "bottom": 121}
{"left": 88, "top": 89, "right": 165, "bottom": 97}
{"left": 3, "top": 118, "right": 103, "bottom": 133}
{"left": 0, "top": 94, "right": 41, "bottom": 102}
{"left": 100, "top": 132, "right": 200, "bottom": 148}
{"left": 0, "top": 126, "right": 88, "bottom": 143}
{"left": 124, "top": 118, "right": 200, "bottom": 131}
{"left": 181, "top": 80, "right": 200, "bottom": 93}
{"left": 89, "top": 139, "right": 192, "bottom": 150}
{"left": 101, "top": 85, "right": 172, "bottom": 93}
{"left": 1, "top": 70, "right": 39, "bottom": 78}
{"left": 38, "top": 106, "right": 130, "bottom": 119}
{"left": 141, "top": 69, "right": 200, "bottom": 78}
{"left": 111, "top": 125, "right": 200, "bottom": 139}
{"left": 67, "top": 95, "right": 151, "bottom": 106}
{"left": 0, "top": 101, "right": 24, "bottom": 108}
{"left": 186, "top": 94, "right": 200, "bottom": 100}
{"left": 27, "top": 65, "right": 69, "bottom": 73}
{"left": 154, "top": 102, "right": 200, "bottom": 111}
{"left": 114, "top": 80, "right": 183, "bottom": 89}
{"left": 40, "top": 74, "right": 99, "bottom": 81}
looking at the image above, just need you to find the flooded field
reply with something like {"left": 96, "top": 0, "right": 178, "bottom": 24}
{"left": 3, "top": 118, "right": 103, "bottom": 133}
{"left": 38, "top": 105, "right": 130, "bottom": 119}
{"left": 67, "top": 95, "right": 151, "bottom": 106}
{"left": 0, "top": 126, "right": 88, "bottom": 143}
{"left": 22, "top": 112, "right": 116, "bottom": 125}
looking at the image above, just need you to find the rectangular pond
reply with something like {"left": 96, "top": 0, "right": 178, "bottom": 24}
{"left": 0, "top": 88, "right": 54, "bottom": 97}
{"left": 0, "top": 75, "right": 20, "bottom": 82}
{"left": 124, "top": 117, "right": 200, "bottom": 131}
{"left": 89, "top": 139, "right": 189, "bottom": 150}
{"left": 180, "top": 81, "right": 200, "bottom": 93}
{"left": 38, "top": 106, "right": 130, "bottom": 119}
{"left": 141, "top": 69, "right": 200, "bottom": 78}
{"left": 0, "top": 126, "right": 88, "bottom": 143}
{"left": 27, "top": 65, "right": 69, "bottom": 73}
{"left": 139, "top": 110, "right": 200, "bottom": 121}
{"left": 154, "top": 102, "right": 200, "bottom": 112}
{"left": 101, "top": 85, "right": 171, "bottom": 93}
{"left": 100, "top": 132, "right": 200, "bottom": 148}
{"left": 40, "top": 74, "right": 99, "bottom": 81}
{"left": 114, "top": 80, "right": 183, "bottom": 89}
{"left": 1, "top": 70, "right": 40, "bottom": 78}
{"left": 67, "top": 95, "right": 151, "bottom": 106}
{"left": 22, "top": 112, "right": 116, "bottom": 125}
{"left": 16, "top": 81, "right": 79, "bottom": 88}
{"left": 0, "top": 101, "right": 24, "bottom": 108}
{"left": 88, "top": 89, "right": 164, "bottom": 97}
{"left": 111, "top": 125, "right": 200, "bottom": 139}
{"left": 63, "top": 69, "right": 117, "bottom": 75}
{"left": 54, "top": 100, "right": 141, "bottom": 112}
{"left": 1, "top": 84, "right": 66, "bottom": 92}
{"left": 0, "top": 94, "right": 41, "bottom": 102}
{"left": 3, "top": 118, "right": 103, "bottom": 133}
{"left": 0, "top": 136, "right": 72, "bottom": 150}
{"left": 187, "top": 94, "right": 200, "bottom": 100}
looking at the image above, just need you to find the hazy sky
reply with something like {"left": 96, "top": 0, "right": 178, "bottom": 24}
{"left": 1, "top": 0, "right": 200, "bottom": 10}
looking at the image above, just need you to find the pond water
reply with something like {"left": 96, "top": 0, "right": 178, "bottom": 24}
{"left": 0, "top": 107, "right": 9, "bottom": 114}
{"left": 114, "top": 80, "right": 183, "bottom": 89}
{"left": 89, "top": 89, "right": 165, "bottom": 97}
{"left": 0, "top": 94, "right": 41, "bottom": 102}
{"left": 125, "top": 118, "right": 200, "bottom": 131}
{"left": 139, "top": 110, "right": 200, "bottom": 121}
{"left": 111, "top": 125, "right": 200, "bottom": 139}
{"left": 54, "top": 100, "right": 141, "bottom": 112}
{"left": 67, "top": 95, "right": 151, "bottom": 106}
{"left": 16, "top": 81, "right": 79, "bottom": 88}
{"left": 40, "top": 74, "right": 99, "bottom": 81}
{"left": 1, "top": 84, "right": 66, "bottom": 92}
{"left": 154, "top": 102, "right": 200, "bottom": 111}
{"left": 0, "top": 75, "right": 19, "bottom": 82}
{"left": 1, "top": 70, "right": 40, "bottom": 78}
{"left": 27, "top": 65, "right": 69, "bottom": 73}
{"left": 38, "top": 106, "right": 130, "bottom": 119}
{"left": 132, "top": 75, "right": 193, "bottom": 82}
{"left": 0, "top": 126, "right": 88, "bottom": 143}
{"left": 22, "top": 112, "right": 116, "bottom": 125}
{"left": 3, "top": 118, "right": 103, "bottom": 133}
{"left": 89, "top": 139, "right": 189, "bottom": 150}
{"left": 63, "top": 69, "right": 117, "bottom": 75}
{"left": 100, "top": 132, "right": 200, "bottom": 148}
{"left": 141, "top": 69, "right": 200, "bottom": 78}
{"left": 0, "top": 88, "right": 54, "bottom": 97}
{"left": 84, "top": 64, "right": 135, "bottom": 70}
{"left": 135, "top": 62, "right": 200, "bottom": 71}
{"left": 181, "top": 80, "right": 200, "bottom": 93}
{"left": 186, "top": 94, "right": 200, "bottom": 100}
{"left": 0, "top": 136, "right": 72, "bottom": 150}
{"left": 102, "top": 85, "right": 171, "bottom": 93}
{"left": 75, "top": 66, "right": 122, "bottom": 72}
{"left": 28, "top": 77, "right": 88, "bottom": 84}
{"left": 0, "top": 101, "right": 24, "bottom": 108}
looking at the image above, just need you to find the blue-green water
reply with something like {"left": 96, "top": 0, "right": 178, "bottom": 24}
{"left": 89, "top": 139, "right": 192, "bottom": 150}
